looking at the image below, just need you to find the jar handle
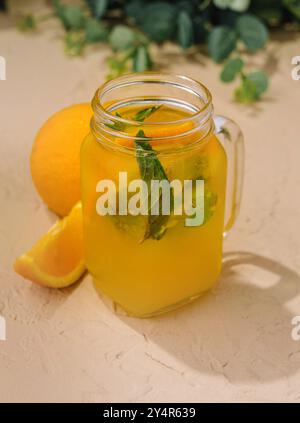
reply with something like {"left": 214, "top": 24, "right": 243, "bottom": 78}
{"left": 214, "top": 115, "right": 245, "bottom": 237}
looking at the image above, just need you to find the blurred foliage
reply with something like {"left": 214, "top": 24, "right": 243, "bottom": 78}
{"left": 9, "top": 0, "right": 300, "bottom": 102}
{"left": 0, "top": 1, "right": 5, "bottom": 11}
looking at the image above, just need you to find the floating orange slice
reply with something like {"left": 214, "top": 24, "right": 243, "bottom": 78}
{"left": 14, "top": 202, "right": 85, "bottom": 288}
{"left": 114, "top": 121, "right": 196, "bottom": 148}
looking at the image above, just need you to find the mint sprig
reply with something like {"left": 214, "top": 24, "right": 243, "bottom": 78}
{"left": 133, "top": 105, "right": 161, "bottom": 122}
{"left": 134, "top": 130, "right": 172, "bottom": 241}
{"left": 105, "top": 106, "right": 162, "bottom": 131}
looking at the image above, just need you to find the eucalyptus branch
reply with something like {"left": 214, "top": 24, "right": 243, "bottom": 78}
{"left": 13, "top": 0, "right": 300, "bottom": 103}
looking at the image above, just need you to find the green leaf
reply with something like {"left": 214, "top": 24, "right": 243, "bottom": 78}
{"left": 214, "top": 0, "right": 250, "bottom": 12}
{"left": 192, "top": 15, "right": 207, "bottom": 43}
{"left": 0, "top": 0, "right": 7, "bottom": 12}
{"left": 85, "top": 0, "right": 108, "bottom": 19}
{"left": 133, "top": 45, "right": 152, "bottom": 72}
{"left": 109, "top": 25, "right": 136, "bottom": 51}
{"left": 85, "top": 18, "right": 108, "bottom": 43}
{"left": 64, "top": 31, "right": 86, "bottom": 56}
{"left": 234, "top": 71, "right": 268, "bottom": 103}
{"left": 177, "top": 11, "right": 194, "bottom": 49}
{"left": 133, "top": 105, "right": 161, "bottom": 121}
{"left": 125, "top": 0, "right": 146, "bottom": 24}
{"left": 208, "top": 26, "right": 237, "bottom": 63}
{"left": 17, "top": 14, "right": 36, "bottom": 31}
{"left": 247, "top": 71, "right": 269, "bottom": 96}
{"left": 140, "top": 2, "right": 178, "bottom": 43}
{"left": 203, "top": 189, "right": 218, "bottom": 224}
{"left": 134, "top": 130, "right": 172, "bottom": 241}
{"left": 236, "top": 14, "right": 268, "bottom": 52}
{"left": 105, "top": 111, "right": 127, "bottom": 131}
{"left": 106, "top": 54, "right": 131, "bottom": 80}
{"left": 256, "top": 8, "right": 283, "bottom": 26}
{"left": 57, "top": 5, "right": 85, "bottom": 31}
{"left": 234, "top": 77, "right": 258, "bottom": 103}
{"left": 220, "top": 57, "right": 244, "bottom": 82}
{"left": 177, "top": 0, "right": 197, "bottom": 15}
{"left": 284, "top": 0, "right": 300, "bottom": 19}
{"left": 214, "top": 0, "right": 230, "bottom": 9}
{"left": 52, "top": 0, "right": 63, "bottom": 13}
{"left": 105, "top": 106, "right": 161, "bottom": 131}
{"left": 168, "top": 176, "right": 218, "bottom": 228}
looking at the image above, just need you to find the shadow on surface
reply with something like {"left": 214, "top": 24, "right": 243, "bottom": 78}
{"left": 119, "top": 252, "right": 300, "bottom": 383}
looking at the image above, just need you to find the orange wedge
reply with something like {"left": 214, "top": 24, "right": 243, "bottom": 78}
{"left": 14, "top": 202, "right": 85, "bottom": 288}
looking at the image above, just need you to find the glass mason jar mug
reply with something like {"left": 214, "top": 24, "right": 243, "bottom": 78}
{"left": 81, "top": 73, "right": 244, "bottom": 317}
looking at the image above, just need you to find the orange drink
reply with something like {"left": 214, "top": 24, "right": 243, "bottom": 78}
{"left": 81, "top": 73, "right": 244, "bottom": 317}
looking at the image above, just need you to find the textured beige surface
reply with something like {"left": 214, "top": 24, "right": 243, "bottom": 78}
{"left": 1, "top": 6, "right": 300, "bottom": 403}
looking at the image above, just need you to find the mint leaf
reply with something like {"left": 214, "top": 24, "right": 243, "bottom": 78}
{"left": 105, "top": 112, "right": 126, "bottom": 131}
{"left": 236, "top": 14, "right": 268, "bottom": 52}
{"left": 134, "top": 130, "right": 172, "bottom": 241}
{"left": 208, "top": 26, "right": 237, "bottom": 63}
{"left": 203, "top": 189, "right": 218, "bottom": 224}
{"left": 168, "top": 176, "right": 218, "bottom": 228}
{"left": 105, "top": 106, "right": 161, "bottom": 131}
{"left": 220, "top": 57, "right": 244, "bottom": 83}
{"left": 133, "top": 105, "right": 161, "bottom": 122}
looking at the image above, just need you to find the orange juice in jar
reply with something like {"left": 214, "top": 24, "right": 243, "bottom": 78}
{"left": 81, "top": 73, "right": 244, "bottom": 317}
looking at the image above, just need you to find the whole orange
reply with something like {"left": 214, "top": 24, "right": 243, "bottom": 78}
{"left": 31, "top": 103, "right": 93, "bottom": 216}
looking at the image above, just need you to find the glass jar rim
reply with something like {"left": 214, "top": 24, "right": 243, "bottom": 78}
{"left": 92, "top": 72, "right": 213, "bottom": 128}
{"left": 91, "top": 72, "right": 215, "bottom": 154}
